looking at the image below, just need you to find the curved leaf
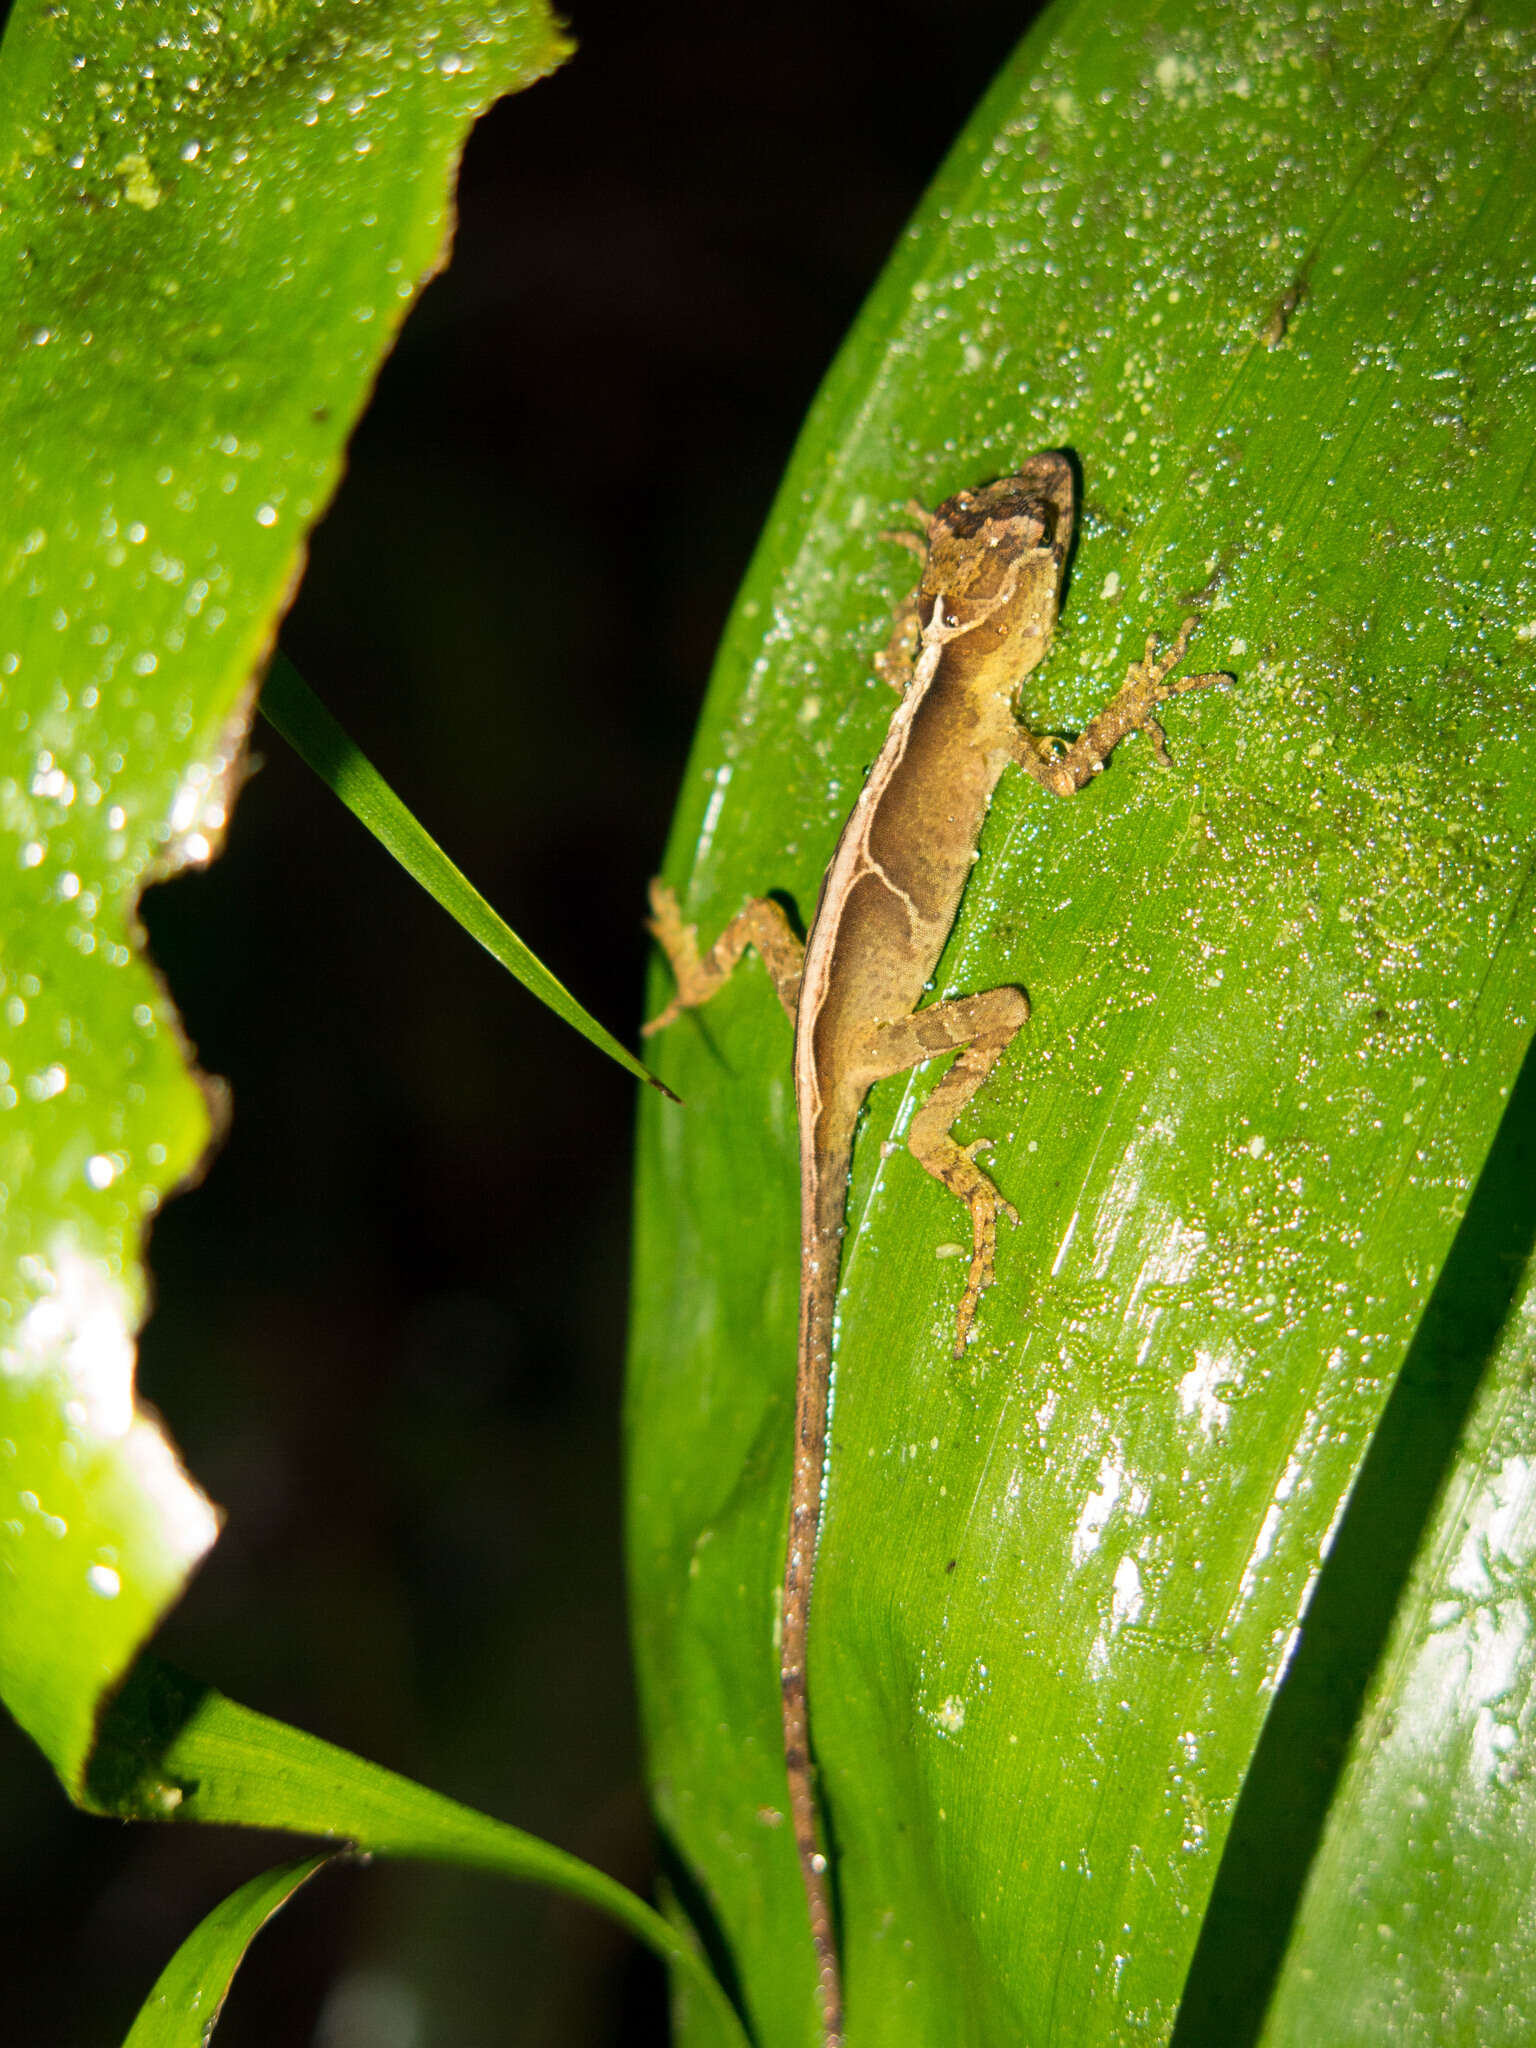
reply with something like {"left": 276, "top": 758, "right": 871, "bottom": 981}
{"left": 0, "top": 0, "right": 569, "bottom": 1788}
{"left": 627, "top": 0, "right": 1536, "bottom": 2042}
{"left": 91, "top": 1658, "right": 749, "bottom": 2048}
{"left": 122, "top": 1854, "right": 332, "bottom": 2048}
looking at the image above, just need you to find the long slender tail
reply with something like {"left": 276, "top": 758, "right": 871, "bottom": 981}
{"left": 781, "top": 1146, "right": 852, "bottom": 2047}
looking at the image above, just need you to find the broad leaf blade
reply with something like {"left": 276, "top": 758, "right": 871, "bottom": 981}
{"left": 122, "top": 1855, "right": 332, "bottom": 2048}
{"left": 1246, "top": 1050, "right": 1536, "bottom": 2048}
{"left": 0, "top": 0, "right": 570, "bottom": 1790}
{"left": 627, "top": 1, "right": 1536, "bottom": 2043}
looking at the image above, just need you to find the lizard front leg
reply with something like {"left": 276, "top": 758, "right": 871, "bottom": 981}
{"left": 1015, "top": 616, "right": 1229, "bottom": 795}
{"left": 872, "top": 501, "right": 935, "bottom": 692}
{"left": 860, "top": 984, "right": 1030, "bottom": 1355}
{"left": 643, "top": 879, "right": 804, "bottom": 1034}
{"left": 873, "top": 592, "right": 923, "bottom": 693}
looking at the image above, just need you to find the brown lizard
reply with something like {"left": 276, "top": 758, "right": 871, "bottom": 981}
{"left": 644, "top": 451, "right": 1226, "bottom": 2046}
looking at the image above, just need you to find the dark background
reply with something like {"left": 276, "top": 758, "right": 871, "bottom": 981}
{"left": 0, "top": 3, "right": 1035, "bottom": 2042}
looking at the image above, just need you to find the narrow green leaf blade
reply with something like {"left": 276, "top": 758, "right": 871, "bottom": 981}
{"left": 627, "top": 1, "right": 1536, "bottom": 2042}
{"left": 122, "top": 1855, "right": 331, "bottom": 2048}
{"left": 0, "top": 0, "right": 569, "bottom": 1789}
{"left": 260, "top": 655, "right": 672, "bottom": 1096}
{"left": 89, "top": 1658, "right": 748, "bottom": 2048}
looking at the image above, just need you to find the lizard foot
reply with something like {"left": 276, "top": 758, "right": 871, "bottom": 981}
{"left": 950, "top": 1141, "right": 1020, "bottom": 1356}
{"left": 642, "top": 880, "right": 704, "bottom": 1036}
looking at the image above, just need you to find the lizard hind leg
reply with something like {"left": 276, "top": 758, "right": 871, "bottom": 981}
{"left": 863, "top": 984, "right": 1030, "bottom": 1356}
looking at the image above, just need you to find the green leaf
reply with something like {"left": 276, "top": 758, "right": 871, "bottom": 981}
{"left": 92, "top": 1659, "right": 750, "bottom": 2048}
{"left": 0, "top": 0, "right": 569, "bottom": 1789}
{"left": 122, "top": 1854, "right": 332, "bottom": 2048}
{"left": 626, "top": 1, "right": 1536, "bottom": 2043}
{"left": 1246, "top": 1055, "right": 1536, "bottom": 2048}
{"left": 259, "top": 655, "right": 673, "bottom": 1096}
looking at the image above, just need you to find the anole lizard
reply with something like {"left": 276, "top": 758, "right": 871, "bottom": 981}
{"left": 644, "top": 452, "right": 1226, "bottom": 2046}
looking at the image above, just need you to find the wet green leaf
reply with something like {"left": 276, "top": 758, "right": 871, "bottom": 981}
{"left": 1247, "top": 1051, "right": 1536, "bottom": 2048}
{"left": 122, "top": 1854, "right": 332, "bottom": 2048}
{"left": 0, "top": 0, "right": 570, "bottom": 1790}
{"left": 627, "top": 1, "right": 1536, "bottom": 2042}
{"left": 94, "top": 1660, "right": 749, "bottom": 2048}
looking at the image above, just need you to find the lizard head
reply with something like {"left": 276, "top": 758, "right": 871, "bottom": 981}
{"left": 921, "top": 452, "right": 1076, "bottom": 665}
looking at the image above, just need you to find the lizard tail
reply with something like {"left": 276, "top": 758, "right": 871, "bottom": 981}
{"left": 782, "top": 1144, "right": 852, "bottom": 2046}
